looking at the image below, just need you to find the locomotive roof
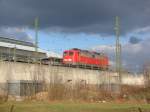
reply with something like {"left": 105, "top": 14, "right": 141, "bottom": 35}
{"left": 65, "top": 48, "right": 105, "bottom": 56}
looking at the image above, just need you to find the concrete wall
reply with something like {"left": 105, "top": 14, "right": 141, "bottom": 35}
{"left": 0, "top": 61, "right": 145, "bottom": 96}
{"left": 122, "top": 74, "right": 144, "bottom": 86}
{"left": 0, "top": 61, "right": 118, "bottom": 84}
{"left": 0, "top": 61, "right": 120, "bottom": 95}
{"left": 0, "top": 61, "right": 145, "bottom": 85}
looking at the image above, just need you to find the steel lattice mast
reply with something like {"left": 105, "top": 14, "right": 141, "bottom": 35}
{"left": 114, "top": 16, "right": 122, "bottom": 84}
{"left": 34, "top": 17, "right": 39, "bottom": 61}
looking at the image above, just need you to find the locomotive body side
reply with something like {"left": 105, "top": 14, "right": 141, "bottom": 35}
{"left": 63, "top": 49, "right": 109, "bottom": 69}
{"left": 78, "top": 50, "right": 109, "bottom": 69}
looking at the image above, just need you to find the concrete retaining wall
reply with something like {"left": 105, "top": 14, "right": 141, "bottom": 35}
{"left": 0, "top": 61, "right": 145, "bottom": 96}
{"left": 0, "top": 61, "right": 118, "bottom": 84}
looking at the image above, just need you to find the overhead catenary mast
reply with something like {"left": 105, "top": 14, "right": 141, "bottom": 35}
{"left": 34, "top": 17, "right": 39, "bottom": 61}
{"left": 114, "top": 16, "right": 122, "bottom": 84}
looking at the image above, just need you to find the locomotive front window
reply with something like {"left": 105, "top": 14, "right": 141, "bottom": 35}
{"left": 63, "top": 52, "right": 67, "bottom": 56}
{"left": 69, "top": 52, "right": 74, "bottom": 56}
{"left": 92, "top": 54, "right": 95, "bottom": 58}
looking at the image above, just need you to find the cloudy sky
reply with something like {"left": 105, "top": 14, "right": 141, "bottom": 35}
{"left": 0, "top": 0, "right": 150, "bottom": 72}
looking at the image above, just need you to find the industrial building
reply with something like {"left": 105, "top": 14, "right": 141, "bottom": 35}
{"left": 0, "top": 37, "right": 47, "bottom": 62}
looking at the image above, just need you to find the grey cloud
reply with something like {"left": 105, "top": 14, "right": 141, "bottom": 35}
{"left": 0, "top": 0, "right": 150, "bottom": 34}
{"left": 122, "top": 39, "right": 150, "bottom": 72}
{"left": 91, "top": 38, "right": 150, "bottom": 72}
{"left": 0, "top": 27, "right": 33, "bottom": 42}
{"left": 129, "top": 36, "right": 142, "bottom": 44}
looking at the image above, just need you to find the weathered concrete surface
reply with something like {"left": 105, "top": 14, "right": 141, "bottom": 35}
{"left": 0, "top": 61, "right": 145, "bottom": 85}
{"left": 0, "top": 61, "right": 120, "bottom": 96}
{"left": 0, "top": 61, "right": 118, "bottom": 84}
{"left": 122, "top": 74, "right": 144, "bottom": 86}
{"left": 0, "top": 61, "right": 145, "bottom": 97}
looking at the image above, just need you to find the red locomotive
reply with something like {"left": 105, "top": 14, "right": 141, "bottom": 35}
{"left": 63, "top": 48, "right": 109, "bottom": 70}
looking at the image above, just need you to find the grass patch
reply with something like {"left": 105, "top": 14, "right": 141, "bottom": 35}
{"left": 0, "top": 101, "right": 150, "bottom": 112}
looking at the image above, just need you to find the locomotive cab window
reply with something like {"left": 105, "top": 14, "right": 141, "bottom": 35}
{"left": 92, "top": 54, "right": 95, "bottom": 58}
{"left": 78, "top": 52, "right": 80, "bottom": 56}
{"left": 69, "top": 52, "right": 74, "bottom": 56}
{"left": 63, "top": 52, "right": 67, "bottom": 56}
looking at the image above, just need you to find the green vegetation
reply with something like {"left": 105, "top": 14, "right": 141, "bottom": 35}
{"left": 0, "top": 102, "right": 150, "bottom": 112}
